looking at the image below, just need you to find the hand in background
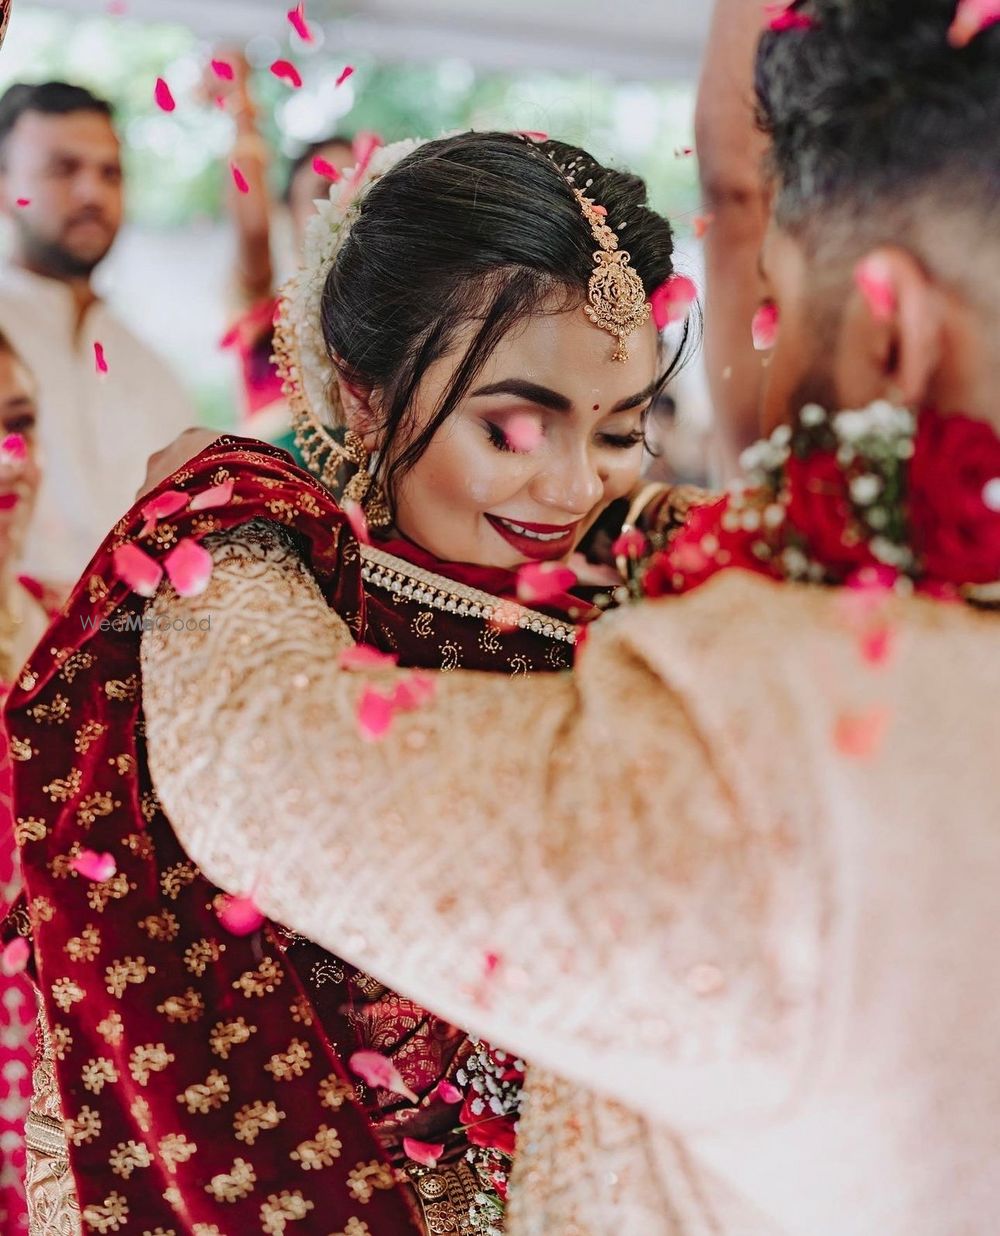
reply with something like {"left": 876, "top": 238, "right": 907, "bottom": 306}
{"left": 137, "top": 428, "right": 221, "bottom": 500}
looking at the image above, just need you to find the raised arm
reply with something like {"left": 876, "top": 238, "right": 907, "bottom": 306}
{"left": 695, "top": 0, "right": 772, "bottom": 475}
{"left": 141, "top": 522, "right": 819, "bottom": 1129}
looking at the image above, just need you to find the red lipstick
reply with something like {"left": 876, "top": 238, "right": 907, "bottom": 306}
{"left": 485, "top": 514, "right": 579, "bottom": 562}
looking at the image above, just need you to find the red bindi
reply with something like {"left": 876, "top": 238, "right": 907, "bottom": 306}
{"left": 592, "top": 403, "right": 600, "bottom": 412}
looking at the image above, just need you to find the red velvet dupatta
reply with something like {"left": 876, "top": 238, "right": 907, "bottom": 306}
{"left": 4, "top": 439, "right": 424, "bottom": 1235}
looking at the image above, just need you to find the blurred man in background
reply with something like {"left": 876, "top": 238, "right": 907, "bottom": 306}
{"left": 0, "top": 81, "right": 196, "bottom": 587}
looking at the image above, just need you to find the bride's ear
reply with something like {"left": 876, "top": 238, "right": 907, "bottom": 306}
{"left": 334, "top": 368, "right": 380, "bottom": 453}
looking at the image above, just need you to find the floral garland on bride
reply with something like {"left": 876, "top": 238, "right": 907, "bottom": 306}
{"left": 633, "top": 401, "right": 1000, "bottom": 600}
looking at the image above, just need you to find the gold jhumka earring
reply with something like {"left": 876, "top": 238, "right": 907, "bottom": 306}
{"left": 572, "top": 187, "right": 651, "bottom": 362}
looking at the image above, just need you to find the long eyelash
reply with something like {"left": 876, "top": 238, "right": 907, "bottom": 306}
{"left": 600, "top": 429, "right": 646, "bottom": 449}
{"left": 485, "top": 422, "right": 514, "bottom": 453}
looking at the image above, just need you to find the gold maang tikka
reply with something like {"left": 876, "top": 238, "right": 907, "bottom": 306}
{"left": 572, "top": 187, "right": 651, "bottom": 363}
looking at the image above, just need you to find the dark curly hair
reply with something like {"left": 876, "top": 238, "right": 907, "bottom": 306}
{"left": 320, "top": 131, "right": 684, "bottom": 504}
{"left": 755, "top": 0, "right": 1000, "bottom": 265}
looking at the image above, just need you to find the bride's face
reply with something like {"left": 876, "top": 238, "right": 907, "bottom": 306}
{"left": 379, "top": 303, "right": 659, "bottom": 570}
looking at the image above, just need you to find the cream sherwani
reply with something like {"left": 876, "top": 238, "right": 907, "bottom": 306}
{"left": 139, "top": 523, "right": 1000, "bottom": 1235}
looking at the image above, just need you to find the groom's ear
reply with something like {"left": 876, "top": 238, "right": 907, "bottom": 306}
{"left": 837, "top": 246, "right": 943, "bottom": 408}
{"left": 334, "top": 369, "right": 381, "bottom": 454}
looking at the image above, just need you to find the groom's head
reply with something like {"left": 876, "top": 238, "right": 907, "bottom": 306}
{"left": 755, "top": 0, "right": 1000, "bottom": 430}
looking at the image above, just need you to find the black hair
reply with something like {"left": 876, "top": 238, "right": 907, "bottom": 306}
{"left": 0, "top": 81, "right": 114, "bottom": 163}
{"left": 755, "top": 0, "right": 1000, "bottom": 254}
{"left": 320, "top": 131, "right": 684, "bottom": 506}
{"left": 283, "top": 135, "right": 355, "bottom": 204}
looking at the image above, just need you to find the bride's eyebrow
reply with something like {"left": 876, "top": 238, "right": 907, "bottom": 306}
{"left": 469, "top": 379, "right": 572, "bottom": 412}
{"left": 610, "top": 378, "right": 660, "bottom": 413}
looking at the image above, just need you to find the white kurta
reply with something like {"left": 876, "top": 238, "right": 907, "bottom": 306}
{"left": 0, "top": 265, "right": 197, "bottom": 583}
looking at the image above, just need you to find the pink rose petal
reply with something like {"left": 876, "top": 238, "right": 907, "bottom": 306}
{"left": 612, "top": 528, "right": 649, "bottom": 559}
{"left": 650, "top": 275, "right": 697, "bottom": 330}
{"left": 357, "top": 687, "right": 395, "bottom": 741}
{"left": 219, "top": 323, "right": 241, "bottom": 350}
{"left": 114, "top": 542, "right": 165, "bottom": 598}
{"left": 287, "top": 2, "right": 313, "bottom": 41}
{"left": 854, "top": 256, "right": 896, "bottom": 323}
{"left": 391, "top": 672, "right": 436, "bottom": 712}
{"left": 751, "top": 302, "right": 779, "bottom": 351}
{"left": 431, "top": 1080, "right": 463, "bottom": 1105}
{"left": 15, "top": 197, "right": 30, "bottom": 208}
{"left": 154, "top": 77, "right": 176, "bottom": 112}
{"left": 674, "top": 146, "right": 694, "bottom": 158}
{"left": 1, "top": 432, "right": 27, "bottom": 461}
{"left": 859, "top": 623, "right": 896, "bottom": 668}
{"left": 504, "top": 414, "right": 543, "bottom": 453}
{"left": 516, "top": 130, "right": 548, "bottom": 142}
{"left": 271, "top": 59, "right": 303, "bottom": 89}
{"left": 164, "top": 538, "right": 213, "bottom": 597}
{"left": 516, "top": 561, "right": 577, "bottom": 605}
{"left": 765, "top": 3, "right": 816, "bottom": 31}
{"left": 94, "top": 341, "right": 109, "bottom": 374}
{"left": 342, "top": 500, "right": 371, "bottom": 546}
{"left": 211, "top": 58, "right": 234, "bottom": 81}
{"left": 403, "top": 1138, "right": 444, "bottom": 1168}
{"left": 833, "top": 706, "right": 891, "bottom": 759}
{"left": 1, "top": 937, "right": 29, "bottom": 977}
{"left": 350, "top": 133, "right": 383, "bottom": 188}
{"left": 335, "top": 65, "right": 355, "bottom": 88}
{"left": 312, "top": 156, "right": 342, "bottom": 183}
{"left": 231, "top": 163, "right": 250, "bottom": 195}
{"left": 189, "top": 479, "right": 235, "bottom": 511}
{"left": 70, "top": 850, "right": 117, "bottom": 882}
{"left": 693, "top": 213, "right": 715, "bottom": 239}
{"left": 350, "top": 1050, "right": 420, "bottom": 1103}
{"left": 337, "top": 644, "right": 400, "bottom": 671}
{"left": 948, "top": 0, "right": 1000, "bottom": 46}
{"left": 140, "top": 488, "right": 190, "bottom": 537}
{"left": 215, "top": 893, "right": 265, "bottom": 937}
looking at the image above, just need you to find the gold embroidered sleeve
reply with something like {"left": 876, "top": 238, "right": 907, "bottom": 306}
{"left": 140, "top": 525, "right": 817, "bottom": 1130}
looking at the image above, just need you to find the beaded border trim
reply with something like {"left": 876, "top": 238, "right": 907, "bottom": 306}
{"left": 360, "top": 544, "right": 579, "bottom": 645}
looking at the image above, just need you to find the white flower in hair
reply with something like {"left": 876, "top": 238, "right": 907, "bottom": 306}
{"left": 281, "top": 135, "right": 433, "bottom": 431}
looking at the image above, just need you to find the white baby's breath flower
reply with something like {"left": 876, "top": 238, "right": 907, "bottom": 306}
{"left": 983, "top": 477, "right": 1000, "bottom": 512}
{"left": 849, "top": 474, "right": 882, "bottom": 505}
{"left": 799, "top": 402, "right": 826, "bottom": 427}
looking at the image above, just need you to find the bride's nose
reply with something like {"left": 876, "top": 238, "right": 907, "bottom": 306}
{"left": 531, "top": 446, "right": 605, "bottom": 517}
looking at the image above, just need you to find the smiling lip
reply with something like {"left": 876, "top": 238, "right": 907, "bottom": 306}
{"left": 485, "top": 514, "right": 579, "bottom": 562}
{"left": 0, "top": 492, "right": 20, "bottom": 510}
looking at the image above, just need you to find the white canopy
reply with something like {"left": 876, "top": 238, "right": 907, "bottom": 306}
{"left": 29, "top": 0, "right": 712, "bottom": 81}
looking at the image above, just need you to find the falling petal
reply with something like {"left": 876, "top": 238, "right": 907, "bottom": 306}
{"left": 859, "top": 624, "right": 896, "bottom": 668}
{"left": 335, "top": 65, "right": 355, "bottom": 87}
{"left": 403, "top": 1138, "right": 444, "bottom": 1168}
{"left": 1, "top": 432, "right": 27, "bottom": 461}
{"left": 154, "top": 77, "right": 176, "bottom": 113}
{"left": 693, "top": 213, "right": 715, "bottom": 239}
{"left": 15, "top": 197, "right": 29, "bottom": 207}
{"left": 504, "top": 414, "right": 543, "bottom": 453}
{"left": 114, "top": 542, "right": 164, "bottom": 598}
{"left": 342, "top": 500, "right": 371, "bottom": 546}
{"left": 189, "top": 479, "right": 235, "bottom": 511}
{"left": 164, "top": 538, "right": 214, "bottom": 598}
{"left": 948, "top": 0, "right": 1000, "bottom": 46}
{"left": 70, "top": 850, "right": 117, "bottom": 882}
{"left": 391, "top": 673, "right": 436, "bottom": 712}
{"left": 357, "top": 687, "right": 395, "bottom": 741}
{"left": 219, "top": 323, "right": 241, "bottom": 350}
{"left": 516, "top": 130, "right": 548, "bottom": 142}
{"left": 231, "top": 163, "right": 251, "bottom": 195}
{"left": 141, "top": 489, "right": 190, "bottom": 527}
{"left": 270, "top": 59, "right": 303, "bottom": 89}
{"left": 430, "top": 1080, "right": 463, "bottom": 1105}
{"left": 287, "top": 2, "right": 313, "bottom": 41}
{"left": 216, "top": 893, "right": 265, "bottom": 937}
{"left": 312, "top": 157, "right": 342, "bottom": 182}
{"left": 516, "top": 562, "right": 577, "bottom": 605}
{"left": 765, "top": 3, "right": 816, "bottom": 30}
{"left": 214, "top": 95, "right": 227, "bottom": 111}
{"left": 649, "top": 275, "right": 698, "bottom": 330}
{"left": 751, "top": 302, "right": 779, "bottom": 351}
{"left": 1, "top": 937, "right": 29, "bottom": 977}
{"left": 854, "top": 256, "right": 896, "bottom": 323}
{"left": 833, "top": 706, "right": 891, "bottom": 759}
{"left": 94, "top": 341, "right": 109, "bottom": 374}
{"left": 211, "top": 58, "right": 234, "bottom": 81}
{"left": 350, "top": 132, "right": 383, "bottom": 187}
{"left": 350, "top": 1050, "right": 420, "bottom": 1103}
{"left": 674, "top": 146, "right": 694, "bottom": 158}
{"left": 612, "top": 528, "right": 649, "bottom": 559}
{"left": 338, "top": 644, "right": 400, "bottom": 670}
